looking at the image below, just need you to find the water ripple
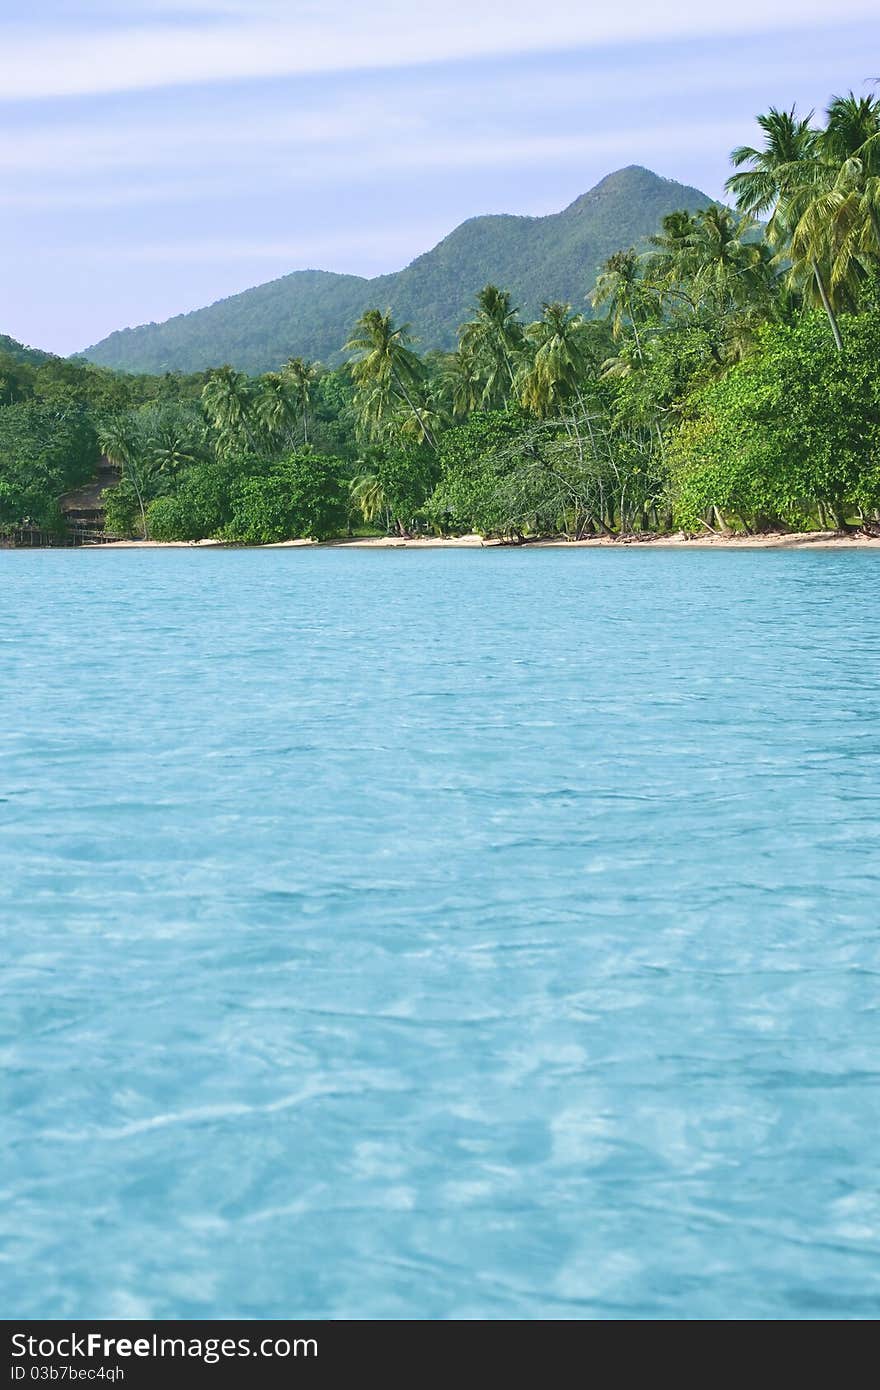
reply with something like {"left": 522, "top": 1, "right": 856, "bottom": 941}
{"left": 1, "top": 548, "right": 879, "bottom": 1319}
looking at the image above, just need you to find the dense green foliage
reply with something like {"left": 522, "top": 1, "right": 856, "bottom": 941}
{"left": 0, "top": 334, "right": 56, "bottom": 368}
{"left": 82, "top": 168, "right": 713, "bottom": 375}
{"left": 671, "top": 315, "right": 880, "bottom": 531}
{"left": 0, "top": 344, "right": 208, "bottom": 531}
{"left": 225, "top": 452, "right": 348, "bottom": 543}
{"left": 3, "top": 93, "right": 879, "bottom": 544}
{"left": 0, "top": 401, "right": 99, "bottom": 528}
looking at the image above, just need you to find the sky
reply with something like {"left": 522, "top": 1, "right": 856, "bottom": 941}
{"left": 2, "top": 2, "right": 879, "bottom": 355}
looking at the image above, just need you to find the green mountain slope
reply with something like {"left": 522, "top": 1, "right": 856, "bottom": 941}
{"left": 82, "top": 167, "right": 714, "bottom": 375}
{"left": 0, "top": 334, "right": 58, "bottom": 366}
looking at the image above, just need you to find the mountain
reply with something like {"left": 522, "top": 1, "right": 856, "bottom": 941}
{"left": 82, "top": 167, "right": 714, "bottom": 376}
{"left": 0, "top": 334, "right": 58, "bottom": 366}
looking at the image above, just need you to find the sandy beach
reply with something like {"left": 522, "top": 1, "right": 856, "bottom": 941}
{"left": 99, "top": 530, "right": 880, "bottom": 551}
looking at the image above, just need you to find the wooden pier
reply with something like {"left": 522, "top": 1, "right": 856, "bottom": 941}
{"left": 0, "top": 522, "right": 121, "bottom": 548}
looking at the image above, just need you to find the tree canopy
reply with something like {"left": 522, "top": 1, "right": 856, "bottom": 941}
{"left": 3, "top": 88, "right": 880, "bottom": 545}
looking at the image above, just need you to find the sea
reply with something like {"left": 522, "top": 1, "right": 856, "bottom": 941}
{"left": 2, "top": 547, "right": 879, "bottom": 1319}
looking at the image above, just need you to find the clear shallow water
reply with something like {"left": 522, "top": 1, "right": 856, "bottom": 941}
{"left": 1, "top": 547, "right": 879, "bottom": 1321}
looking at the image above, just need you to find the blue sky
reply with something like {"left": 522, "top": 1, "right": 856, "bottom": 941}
{"left": 3, "top": 2, "right": 879, "bottom": 355}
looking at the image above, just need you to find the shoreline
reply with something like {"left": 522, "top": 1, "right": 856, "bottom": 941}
{"left": 95, "top": 530, "right": 880, "bottom": 551}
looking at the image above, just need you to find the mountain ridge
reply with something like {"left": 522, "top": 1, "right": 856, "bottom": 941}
{"left": 82, "top": 166, "right": 715, "bottom": 375}
{"left": 0, "top": 333, "right": 59, "bottom": 367}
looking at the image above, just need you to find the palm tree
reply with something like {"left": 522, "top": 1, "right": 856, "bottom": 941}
{"left": 590, "top": 250, "right": 649, "bottom": 358}
{"left": 254, "top": 372, "right": 297, "bottom": 452}
{"left": 817, "top": 93, "right": 880, "bottom": 293}
{"left": 201, "top": 366, "right": 255, "bottom": 456}
{"left": 727, "top": 107, "right": 817, "bottom": 223}
{"left": 518, "top": 303, "right": 591, "bottom": 417}
{"left": 282, "top": 357, "right": 319, "bottom": 445}
{"left": 100, "top": 415, "right": 150, "bottom": 539}
{"left": 349, "top": 472, "right": 388, "bottom": 527}
{"left": 344, "top": 309, "right": 436, "bottom": 448}
{"left": 726, "top": 106, "right": 844, "bottom": 350}
{"left": 645, "top": 211, "right": 700, "bottom": 283}
{"left": 691, "top": 207, "right": 772, "bottom": 310}
{"left": 458, "top": 284, "right": 524, "bottom": 406}
{"left": 147, "top": 415, "right": 200, "bottom": 479}
{"left": 438, "top": 347, "right": 483, "bottom": 420}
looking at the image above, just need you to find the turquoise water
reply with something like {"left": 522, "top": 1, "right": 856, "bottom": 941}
{"left": 2, "top": 548, "right": 879, "bottom": 1320}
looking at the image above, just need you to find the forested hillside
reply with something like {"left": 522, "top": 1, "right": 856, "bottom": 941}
{"left": 4, "top": 94, "right": 880, "bottom": 546}
{"left": 82, "top": 167, "right": 712, "bottom": 374}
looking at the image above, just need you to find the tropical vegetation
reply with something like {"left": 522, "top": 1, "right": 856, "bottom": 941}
{"left": 2, "top": 91, "right": 879, "bottom": 544}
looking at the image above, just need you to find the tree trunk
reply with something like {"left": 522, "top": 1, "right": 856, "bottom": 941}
{"left": 812, "top": 262, "right": 844, "bottom": 353}
{"left": 830, "top": 501, "right": 851, "bottom": 533}
{"left": 628, "top": 298, "right": 645, "bottom": 364}
{"left": 129, "top": 470, "right": 148, "bottom": 540}
{"left": 392, "top": 369, "right": 436, "bottom": 450}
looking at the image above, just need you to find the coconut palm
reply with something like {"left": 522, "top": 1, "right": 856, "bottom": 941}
{"left": 458, "top": 284, "right": 524, "bottom": 406}
{"left": 590, "top": 249, "right": 639, "bottom": 334}
{"left": 816, "top": 93, "right": 880, "bottom": 292}
{"left": 147, "top": 414, "right": 200, "bottom": 479}
{"left": 282, "top": 357, "right": 319, "bottom": 445}
{"left": 345, "top": 309, "right": 436, "bottom": 448}
{"left": 518, "top": 303, "right": 591, "bottom": 417}
{"left": 726, "top": 106, "right": 844, "bottom": 350}
{"left": 691, "top": 207, "right": 773, "bottom": 312}
{"left": 349, "top": 472, "right": 388, "bottom": 527}
{"left": 438, "top": 347, "right": 483, "bottom": 419}
{"left": 201, "top": 366, "right": 255, "bottom": 456}
{"left": 99, "top": 415, "right": 151, "bottom": 538}
{"left": 645, "top": 211, "right": 701, "bottom": 285}
{"left": 727, "top": 108, "right": 818, "bottom": 224}
{"left": 254, "top": 372, "right": 297, "bottom": 451}
{"left": 590, "top": 249, "right": 652, "bottom": 359}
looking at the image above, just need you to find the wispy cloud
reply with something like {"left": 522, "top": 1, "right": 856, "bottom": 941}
{"left": 0, "top": 108, "right": 739, "bottom": 183}
{"left": 3, "top": 1, "right": 878, "bottom": 100}
{"left": 5, "top": 6, "right": 878, "bottom": 353}
{"left": 0, "top": 105, "right": 397, "bottom": 176}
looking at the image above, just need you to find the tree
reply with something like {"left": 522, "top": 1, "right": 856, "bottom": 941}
{"left": 668, "top": 313, "right": 880, "bottom": 532}
{"left": 590, "top": 249, "right": 652, "bottom": 356}
{"left": 642, "top": 208, "right": 776, "bottom": 367}
{"left": 517, "top": 303, "right": 592, "bottom": 417}
{"left": 201, "top": 366, "right": 256, "bottom": 457}
{"left": 811, "top": 93, "right": 880, "bottom": 296}
{"left": 645, "top": 211, "right": 700, "bottom": 284}
{"left": 344, "top": 309, "right": 436, "bottom": 448}
{"left": 438, "top": 346, "right": 483, "bottom": 420}
{"left": 457, "top": 284, "right": 524, "bottom": 407}
{"left": 226, "top": 451, "right": 348, "bottom": 543}
{"left": 682, "top": 208, "right": 768, "bottom": 312}
{"left": 0, "top": 401, "right": 98, "bottom": 528}
{"left": 145, "top": 456, "right": 248, "bottom": 541}
{"left": 349, "top": 472, "right": 388, "bottom": 527}
{"left": 99, "top": 415, "right": 152, "bottom": 538}
{"left": 282, "top": 357, "right": 319, "bottom": 445}
{"left": 427, "top": 408, "right": 531, "bottom": 535}
{"left": 254, "top": 372, "right": 297, "bottom": 452}
{"left": 144, "top": 404, "right": 203, "bottom": 479}
{"left": 727, "top": 106, "right": 845, "bottom": 350}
